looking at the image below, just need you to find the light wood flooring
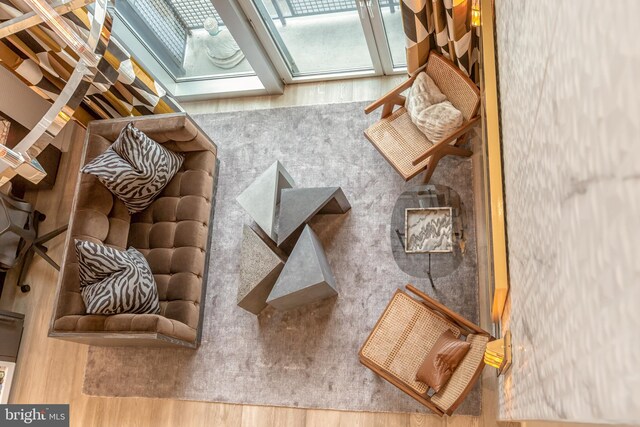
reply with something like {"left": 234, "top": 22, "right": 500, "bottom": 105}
{"left": 0, "top": 76, "right": 499, "bottom": 427}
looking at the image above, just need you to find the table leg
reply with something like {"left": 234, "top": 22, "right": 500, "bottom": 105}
{"left": 427, "top": 253, "right": 435, "bottom": 289}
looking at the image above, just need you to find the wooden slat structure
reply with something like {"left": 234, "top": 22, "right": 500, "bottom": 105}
{"left": 0, "top": 0, "right": 95, "bottom": 38}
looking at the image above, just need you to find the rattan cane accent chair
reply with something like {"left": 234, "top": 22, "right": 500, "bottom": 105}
{"left": 364, "top": 52, "right": 481, "bottom": 183}
{"left": 359, "top": 285, "right": 492, "bottom": 416}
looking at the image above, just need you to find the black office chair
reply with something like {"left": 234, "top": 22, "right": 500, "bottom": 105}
{"left": 0, "top": 193, "right": 67, "bottom": 293}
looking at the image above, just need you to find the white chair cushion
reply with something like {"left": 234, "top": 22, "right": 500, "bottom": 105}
{"left": 406, "top": 72, "right": 447, "bottom": 120}
{"left": 406, "top": 72, "right": 464, "bottom": 142}
{"left": 413, "top": 101, "right": 463, "bottom": 143}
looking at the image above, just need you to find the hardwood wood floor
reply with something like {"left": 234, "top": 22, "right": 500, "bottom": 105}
{"left": 0, "top": 76, "right": 498, "bottom": 427}
{"left": 181, "top": 75, "right": 407, "bottom": 114}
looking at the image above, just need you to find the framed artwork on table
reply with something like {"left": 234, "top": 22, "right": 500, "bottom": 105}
{"left": 404, "top": 207, "right": 453, "bottom": 253}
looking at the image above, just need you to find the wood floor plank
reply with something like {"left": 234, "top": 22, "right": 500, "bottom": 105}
{"left": 181, "top": 76, "right": 406, "bottom": 115}
{"left": 304, "top": 409, "right": 341, "bottom": 427}
{"left": 408, "top": 413, "right": 446, "bottom": 427}
{"left": 272, "top": 406, "right": 307, "bottom": 427}
{"left": 446, "top": 415, "right": 481, "bottom": 427}
{"left": 241, "top": 405, "right": 276, "bottom": 427}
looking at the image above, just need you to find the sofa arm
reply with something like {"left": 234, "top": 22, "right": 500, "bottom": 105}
{"left": 88, "top": 113, "right": 217, "bottom": 155}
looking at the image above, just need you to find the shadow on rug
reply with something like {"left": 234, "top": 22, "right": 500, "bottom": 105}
{"left": 82, "top": 101, "right": 480, "bottom": 415}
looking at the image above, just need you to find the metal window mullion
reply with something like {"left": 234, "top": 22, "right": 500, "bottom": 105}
{"left": 234, "top": 0, "right": 295, "bottom": 83}
{"left": 363, "top": 0, "right": 396, "bottom": 74}
{"left": 211, "top": 0, "right": 286, "bottom": 92}
{"left": 356, "top": 0, "right": 384, "bottom": 75}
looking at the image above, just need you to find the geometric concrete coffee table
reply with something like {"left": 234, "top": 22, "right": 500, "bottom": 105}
{"left": 266, "top": 225, "right": 338, "bottom": 311}
{"left": 236, "top": 161, "right": 295, "bottom": 241}
{"left": 237, "top": 224, "right": 286, "bottom": 314}
{"left": 276, "top": 186, "right": 351, "bottom": 249}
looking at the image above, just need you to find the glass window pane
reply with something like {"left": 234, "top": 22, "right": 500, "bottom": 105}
{"left": 119, "top": 0, "right": 255, "bottom": 80}
{"left": 183, "top": 24, "right": 254, "bottom": 79}
{"left": 380, "top": 1, "right": 406, "bottom": 68}
{"left": 251, "top": 0, "right": 374, "bottom": 76}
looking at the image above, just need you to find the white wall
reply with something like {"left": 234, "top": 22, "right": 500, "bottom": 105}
{"left": 495, "top": 0, "right": 640, "bottom": 423}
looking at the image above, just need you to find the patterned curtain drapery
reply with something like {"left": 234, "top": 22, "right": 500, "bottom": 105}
{"left": 400, "top": 0, "right": 479, "bottom": 82}
{"left": 0, "top": 0, "right": 180, "bottom": 123}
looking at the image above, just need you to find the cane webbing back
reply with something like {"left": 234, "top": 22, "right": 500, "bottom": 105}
{"left": 360, "top": 292, "right": 461, "bottom": 395}
{"left": 426, "top": 53, "right": 480, "bottom": 121}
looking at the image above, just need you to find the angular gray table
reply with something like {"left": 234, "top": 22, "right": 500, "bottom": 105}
{"left": 267, "top": 225, "right": 338, "bottom": 311}
{"left": 237, "top": 224, "right": 286, "bottom": 314}
{"left": 276, "top": 186, "right": 351, "bottom": 249}
{"left": 236, "top": 161, "right": 295, "bottom": 241}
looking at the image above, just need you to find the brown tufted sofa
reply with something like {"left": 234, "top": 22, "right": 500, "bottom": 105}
{"left": 49, "top": 113, "right": 218, "bottom": 348}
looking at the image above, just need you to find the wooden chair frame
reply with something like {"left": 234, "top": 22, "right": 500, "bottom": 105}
{"left": 364, "top": 52, "right": 481, "bottom": 183}
{"left": 359, "top": 284, "right": 493, "bottom": 416}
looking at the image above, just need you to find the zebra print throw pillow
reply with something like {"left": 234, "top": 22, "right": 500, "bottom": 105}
{"left": 75, "top": 240, "right": 160, "bottom": 315}
{"left": 82, "top": 122, "right": 184, "bottom": 214}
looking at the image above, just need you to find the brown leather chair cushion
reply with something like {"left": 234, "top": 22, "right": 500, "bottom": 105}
{"left": 415, "top": 329, "right": 471, "bottom": 392}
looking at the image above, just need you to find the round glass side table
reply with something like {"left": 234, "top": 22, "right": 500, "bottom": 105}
{"left": 390, "top": 184, "right": 468, "bottom": 286}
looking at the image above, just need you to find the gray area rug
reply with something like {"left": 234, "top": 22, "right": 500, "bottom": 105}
{"left": 83, "top": 102, "right": 480, "bottom": 414}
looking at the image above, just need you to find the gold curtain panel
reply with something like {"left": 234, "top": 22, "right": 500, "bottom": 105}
{"left": 400, "top": 0, "right": 479, "bottom": 82}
